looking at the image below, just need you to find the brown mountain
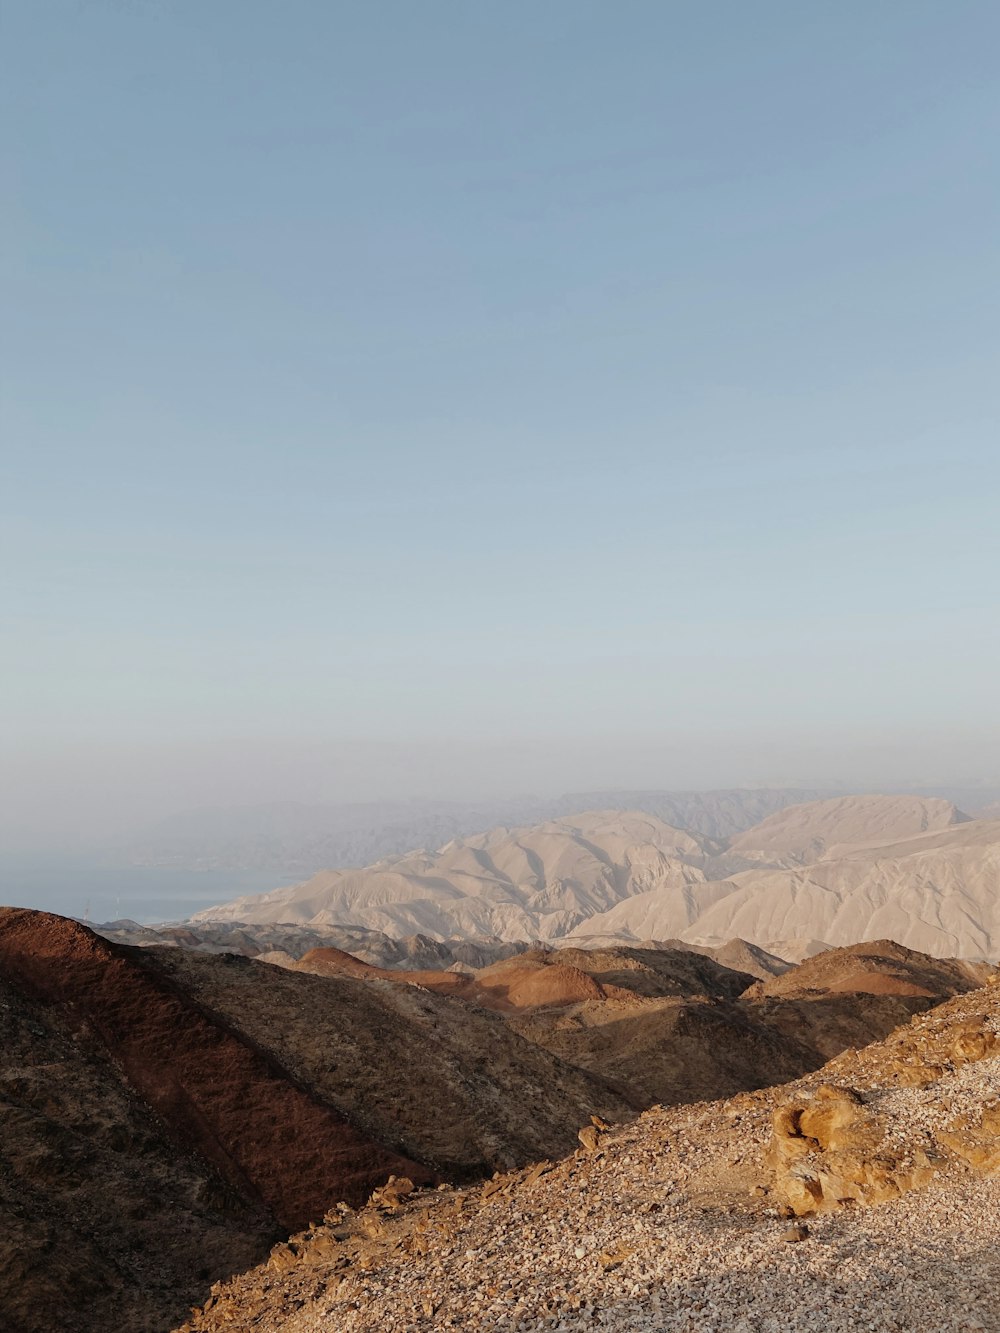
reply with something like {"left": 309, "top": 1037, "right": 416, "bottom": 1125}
{"left": 175, "top": 980, "right": 1000, "bottom": 1333}
{"left": 3, "top": 908, "right": 994, "bottom": 1333}
{"left": 0, "top": 909, "right": 632, "bottom": 1333}
{"left": 745, "top": 938, "right": 994, "bottom": 999}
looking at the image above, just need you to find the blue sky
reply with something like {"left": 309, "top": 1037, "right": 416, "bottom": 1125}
{"left": 3, "top": 1, "right": 999, "bottom": 845}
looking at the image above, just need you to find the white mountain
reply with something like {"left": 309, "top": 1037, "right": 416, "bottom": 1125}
{"left": 191, "top": 811, "right": 713, "bottom": 942}
{"left": 190, "top": 796, "right": 1000, "bottom": 959}
{"left": 724, "top": 793, "right": 968, "bottom": 867}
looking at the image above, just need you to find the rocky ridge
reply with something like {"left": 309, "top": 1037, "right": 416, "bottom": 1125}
{"left": 120, "top": 788, "right": 839, "bottom": 873}
{"left": 177, "top": 982, "right": 1000, "bottom": 1333}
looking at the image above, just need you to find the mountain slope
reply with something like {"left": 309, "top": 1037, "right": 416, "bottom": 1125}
{"left": 151, "top": 946, "right": 635, "bottom": 1175}
{"left": 191, "top": 810, "right": 716, "bottom": 940}
{"left": 175, "top": 981, "right": 1000, "bottom": 1333}
{"left": 0, "top": 908, "right": 433, "bottom": 1333}
{"left": 726, "top": 793, "right": 968, "bottom": 866}
{"left": 0, "top": 909, "right": 635, "bottom": 1333}
{"left": 191, "top": 799, "right": 1000, "bottom": 960}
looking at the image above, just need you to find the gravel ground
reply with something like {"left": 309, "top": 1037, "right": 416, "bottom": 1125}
{"left": 179, "top": 989, "right": 1000, "bottom": 1333}
{"left": 302, "top": 1129, "right": 1000, "bottom": 1332}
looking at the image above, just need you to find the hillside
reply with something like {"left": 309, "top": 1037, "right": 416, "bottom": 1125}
{"left": 0, "top": 909, "right": 634, "bottom": 1333}
{"left": 669, "top": 816, "right": 1000, "bottom": 959}
{"left": 175, "top": 978, "right": 1000, "bottom": 1333}
{"left": 151, "top": 946, "right": 635, "bottom": 1176}
{"left": 191, "top": 810, "right": 718, "bottom": 939}
{"left": 0, "top": 908, "right": 431, "bottom": 1333}
{"left": 726, "top": 793, "right": 968, "bottom": 866}
{"left": 746, "top": 938, "right": 993, "bottom": 999}
{"left": 190, "top": 797, "right": 1000, "bottom": 959}
{"left": 2, "top": 906, "right": 992, "bottom": 1333}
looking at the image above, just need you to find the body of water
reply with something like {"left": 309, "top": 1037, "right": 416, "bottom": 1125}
{"left": 0, "top": 857, "right": 290, "bottom": 924}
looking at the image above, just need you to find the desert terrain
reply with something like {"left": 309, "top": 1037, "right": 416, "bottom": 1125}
{"left": 190, "top": 795, "right": 1000, "bottom": 959}
{"left": 2, "top": 891, "right": 997, "bottom": 1331}
{"left": 177, "top": 979, "right": 1000, "bottom": 1333}
{"left": 4, "top": 795, "right": 1000, "bottom": 1330}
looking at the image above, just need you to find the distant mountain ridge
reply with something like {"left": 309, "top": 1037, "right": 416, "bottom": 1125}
{"left": 120, "top": 787, "right": 840, "bottom": 872}
{"left": 118, "top": 784, "right": 1000, "bottom": 876}
{"left": 191, "top": 794, "right": 1000, "bottom": 959}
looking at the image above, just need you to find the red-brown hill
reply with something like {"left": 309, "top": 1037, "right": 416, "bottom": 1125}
{"left": 293, "top": 946, "right": 480, "bottom": 999}
{"left": 0, "top": 909, "right": 430, "bottom": 1228}
{"left": 746, "top": 939, "right": 995, "bottom": 1000}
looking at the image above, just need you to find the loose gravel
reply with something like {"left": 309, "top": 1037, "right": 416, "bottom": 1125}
{"left": 180, "top": 989, "right": 1000, "bottom": 1333}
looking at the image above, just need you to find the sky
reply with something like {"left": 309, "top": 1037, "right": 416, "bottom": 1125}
{"left": 3, "top": 0, "right": 999, "bottom": 851}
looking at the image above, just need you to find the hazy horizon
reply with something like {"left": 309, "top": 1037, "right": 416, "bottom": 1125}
{"left": 4, "top": 756, "right": 1000, "bottom": 860}
{"left": 4, "top": 3, "right": 998, "bottom": 861}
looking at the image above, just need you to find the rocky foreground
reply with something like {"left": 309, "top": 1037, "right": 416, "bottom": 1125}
{"left": 179, "top": 984, "right": 1000, "bottom": 1333}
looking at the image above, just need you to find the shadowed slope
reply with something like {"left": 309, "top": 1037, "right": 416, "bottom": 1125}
{"left": 152, "top": 947, "right": 637, "bottom": 1176}
{"left": 0, "top": 909, "right": 431, "bottom": 1229}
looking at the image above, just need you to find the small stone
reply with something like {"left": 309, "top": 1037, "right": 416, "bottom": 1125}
{"left": 781, "top": 1223, "right": 810, "bottom": 1243}
{"left": 578, "top": 1125, "right": 602, "bottom": 1153}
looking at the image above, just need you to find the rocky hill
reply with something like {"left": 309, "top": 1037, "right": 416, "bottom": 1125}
{"left": 746, "top": 938, "right": 993, "bottom": 999}
{"left": 0, "top": 909, "right": 632, "bottom": 1333}
{"left": 176, "top": 978, "right": 1000, "bottom": 1333}
{"left": 2, "top": 905, "right": 994, "bottom": 1333}
{"left": 189, "top": 797, "right": 1000, "bottom": 959}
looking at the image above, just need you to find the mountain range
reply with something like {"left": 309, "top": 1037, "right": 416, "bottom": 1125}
{"left": 2, "top": 903, "right": 992, "bottom": 1332}
{"left": 192, "top": 794, "right": 1000, "bottom": 959}
{"left": 118, "top": 787, "right": 839, "bottom": 872}
{"left": 119, "top": 784, "right": 1000, "bottom": 875}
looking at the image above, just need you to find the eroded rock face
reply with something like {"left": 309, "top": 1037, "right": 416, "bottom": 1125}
{"left": 768, "top": 1084, "right": 940, "bottom": 1214}
{"left": 768, "top": 1015, "right": 1000, "bottom": 1215}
